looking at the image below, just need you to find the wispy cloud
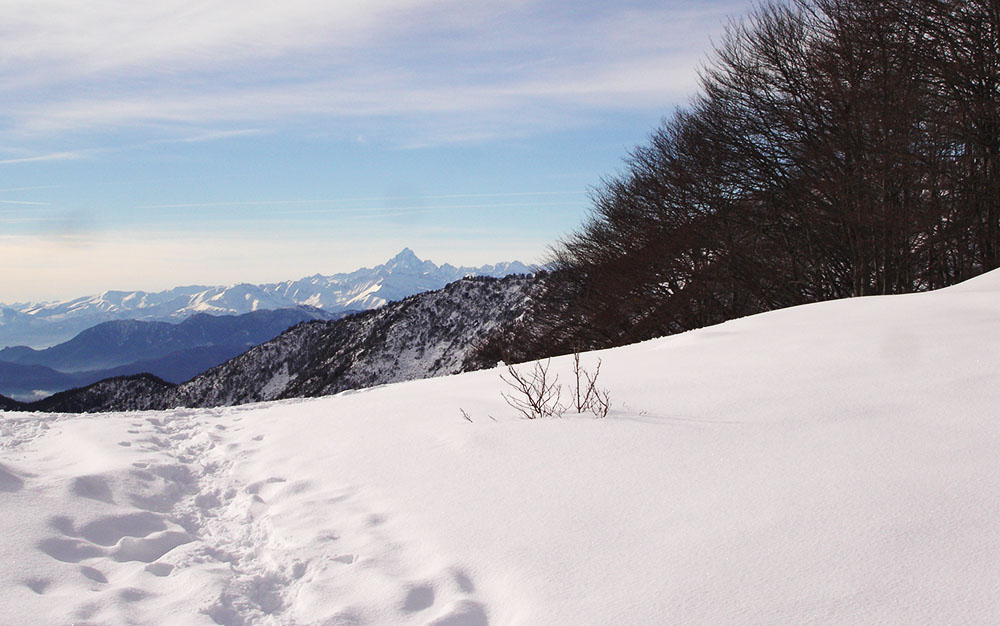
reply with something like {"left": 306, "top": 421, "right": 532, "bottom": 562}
{"left": 137, "top": 199, "right": 320, "bottom": 210}
{"left": 0, "top": 1, "right": 745, "bottom": 146}
{"left": 0, "top": 151, "right": 84, "bottom": 165}
{"left": 162, "top": 128, "right": 268, "bottom": 144}
{"left": 136, "top": 190, "right": 586, "bottom": 210}
{"left": 0, "top": 185, "right": 60, "bottom": 192}
{"left": 0, "top": 216, "right": 62, "bottom": 223}
{"left": 0, "top": 200, "right": 50, "bottom": 205}
{"left": 275, "top": 200, "right": 584, "bottom": 216}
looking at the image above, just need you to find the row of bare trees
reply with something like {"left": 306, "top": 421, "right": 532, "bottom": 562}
{"left": 482, "top": 0, "right": 1000, "bottom": 360}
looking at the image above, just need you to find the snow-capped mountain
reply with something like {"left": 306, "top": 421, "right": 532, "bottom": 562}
{"left": 0, "top": 249, "right": 535, "bottom": 348}
{"left": 168, "top": 274, "right": 537, "bottom": 408}
{"left": 10, "top": 274, "right": 539, "bottom": 413}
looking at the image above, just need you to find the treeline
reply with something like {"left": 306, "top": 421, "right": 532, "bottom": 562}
{"left": 482, "top": 0, "right": 1000, "bottom": 361}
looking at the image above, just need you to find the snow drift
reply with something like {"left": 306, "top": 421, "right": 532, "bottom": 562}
{"left": 1, "top": 271, "right": 998, "bottom": 625}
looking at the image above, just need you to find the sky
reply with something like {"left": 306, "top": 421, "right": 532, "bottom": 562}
{"left": 0, "top": 0, "right": 754, "bottom": 303}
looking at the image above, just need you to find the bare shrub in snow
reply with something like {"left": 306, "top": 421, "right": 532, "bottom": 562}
{"left": 571, "top": 349, "right": 612, "bottom": 418}
{"left": 588, "top": 386, "right": 611, "bottom": 419}
{"left": 500, "top": 359, "right": 564, "bottom": 419}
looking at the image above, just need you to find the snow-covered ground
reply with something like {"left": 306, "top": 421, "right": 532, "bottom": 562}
{"left": 2, "top": 272, "right": 1000, "bottom": 625}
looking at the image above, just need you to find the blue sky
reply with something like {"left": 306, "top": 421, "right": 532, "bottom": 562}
{"left": 1, "top": 0, "right": 753, "bottom": 302}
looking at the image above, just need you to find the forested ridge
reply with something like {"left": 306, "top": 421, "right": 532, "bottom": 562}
{"left": 485, "top": 0, "right": 1000, "bottom": 361}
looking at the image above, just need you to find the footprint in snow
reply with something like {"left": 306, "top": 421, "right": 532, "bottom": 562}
{"left": 0, "top": 464, "right": 24, "bottom": 492}
{"left": 77, "top": 511, "right": 166, "bottom": 546}
{"left": 118, "top": 587, "right": 150, "bottom": 602}
{"left": 425, "top": 600, "right": 489, "bottom": 626}
{"left": 402, "top": 583, "right": 436, "bottom": 612}
{"left": 48, "top": 515, "right": 75, "bottom": 535}
{"left": 37, "top": 537, "right": 104, "bottom": 563}
{"left": 80, "top": 565, "right": 108, "bottom": 583}
{"left": 70, "top": 475, "right": 114, "bottom": 504}
{"left": 24, "top": 578, "right": 50, "bottom": 594}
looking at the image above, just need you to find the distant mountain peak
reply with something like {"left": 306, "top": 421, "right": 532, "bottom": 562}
{"left": 393, "top": 247, "right": 418, "bottom": 259}
{"left": 0, "top": 249, "right": 537, "bottom": 349}
{"left": 384, "top": 248, "right": 424, "bottom": 269}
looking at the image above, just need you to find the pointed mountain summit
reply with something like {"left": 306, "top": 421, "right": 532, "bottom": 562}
{"left": 386, "top": 247, "right": 422, "bottom": 267}
{"left": 0, "top": 250, "right": 537, "bottom": 348}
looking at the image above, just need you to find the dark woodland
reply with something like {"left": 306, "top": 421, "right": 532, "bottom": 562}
{"left": 483, "top": 0, "right": 1000, "bottom": 362}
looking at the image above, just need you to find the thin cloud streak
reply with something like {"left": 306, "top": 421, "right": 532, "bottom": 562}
{"left": 9, "top": 60, "right": 701, "bottom": 136}
{"left": 138, "top": 200, "right": 321, "bottom": 210}
{"left": 161, "top": 128, "right": 268, "bottom": 144}
{"left": 0, "top": 216, "right": 63, "bottom": 223}
{"left": 0, "top": 185, "right": 61, "bottom": 192}
{"left": 137, "top": 190, "right": 586, "bottom": 210}
{"left": 275, "top": 201, "right": 584, "bottom": 216}
{"left": 0, "top": 151, "right": 84, "bottom": 165}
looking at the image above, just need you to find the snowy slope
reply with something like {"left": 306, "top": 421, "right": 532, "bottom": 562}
{"left": 0, "top": 249, "right": 535, "bottom": 348}
{"left": 1, "top": 273, "right": 999, "bottom": 625}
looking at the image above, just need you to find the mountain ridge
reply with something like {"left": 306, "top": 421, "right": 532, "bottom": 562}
{"left": 9, "top": 274, "right": 540, "bottom": 413}
{"left": 0, "top": 307, "right": 341, "bottom": 371}
{"left": 0, "top": 249, "right": 535, "bottom": 348}
{"left": 0, "top": 308, "right": 345, "bottom": 400}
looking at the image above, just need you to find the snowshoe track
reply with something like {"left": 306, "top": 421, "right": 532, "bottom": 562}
{"left": 8, "top": 408, "right": 489, "bottom": 625}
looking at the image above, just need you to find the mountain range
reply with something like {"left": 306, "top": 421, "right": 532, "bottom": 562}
{"left": 0, "top": 249, "right": 535, "bottom": 348}
{"left": 0, "top": 307, "right": 342, "bottom": 401}
{"left": 4, "top": 274, "right": 539, "bottom": 412}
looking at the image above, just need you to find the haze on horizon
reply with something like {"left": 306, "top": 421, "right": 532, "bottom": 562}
{"left": 0, "top": 0, "right": 754, "bottom": 303}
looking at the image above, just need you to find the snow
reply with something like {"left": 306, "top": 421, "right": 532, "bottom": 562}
{"left": 260, "top": 365, "right": 293, "bottom": 398}
{"left": 342, "top": 281, "right": 386, "bottom": 310}
{"left": 2, "top": 275, "right": 1000, "bottom": 624}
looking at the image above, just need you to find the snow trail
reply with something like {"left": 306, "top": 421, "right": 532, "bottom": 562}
{"left": 0, "top": 406, "right": 489, "bottom": 625}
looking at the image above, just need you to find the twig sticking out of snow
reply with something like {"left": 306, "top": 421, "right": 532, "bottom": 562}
{"left": 572, "top": 350, "right": 612, "bottom": 418}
